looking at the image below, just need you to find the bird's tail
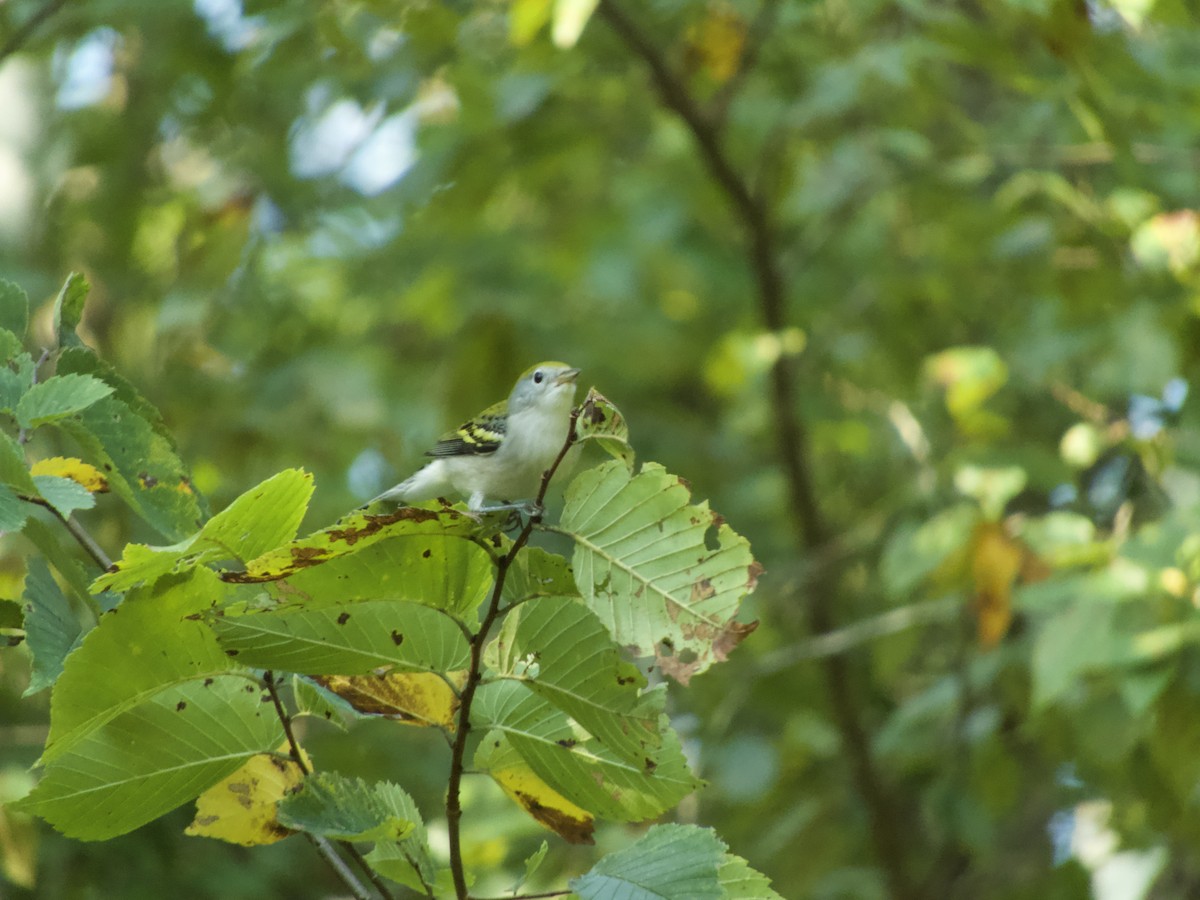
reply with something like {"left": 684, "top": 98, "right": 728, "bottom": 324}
{"left": 367, "top": 460, "right": 447, "bottom": 506}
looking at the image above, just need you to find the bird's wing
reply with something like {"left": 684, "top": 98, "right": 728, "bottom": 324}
{"left": 425, "top": 401, "right": 507, "bottom": 457}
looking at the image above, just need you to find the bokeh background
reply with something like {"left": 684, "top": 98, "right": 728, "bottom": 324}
{"left": 2, "top": 0, "right": 1200, "bottom": 897}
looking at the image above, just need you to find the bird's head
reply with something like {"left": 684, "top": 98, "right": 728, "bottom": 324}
{"left": 508, "top": 361, "right": 580, "bottom": 414}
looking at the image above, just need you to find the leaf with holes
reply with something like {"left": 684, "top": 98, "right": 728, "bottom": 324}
{"left": 556, "top": 460, "right": 760, "bottom": 683}
{"left": 574, "top": 388, "right": 634, "bottom": 469}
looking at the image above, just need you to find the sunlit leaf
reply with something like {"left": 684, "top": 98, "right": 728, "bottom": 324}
{"left": 95, "top": 469, "right": 314, "bottom": 593}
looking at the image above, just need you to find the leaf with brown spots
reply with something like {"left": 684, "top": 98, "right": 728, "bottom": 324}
{"left": 225, "top": 503, "right": 478, "bottom": 584}
{"left": 556, "top": 461, "right": 761, "bottom": 684}
{"left": 476, "top": 732, "right": 595, "bottom": 844}
{"left": 185, "top": 745, "right": 307, "bottom": 846}
{"left": 316, "top": 672, "right": 462, "bottom": 729}
{"left": 474, "top": 682, "right": 700, "bottom": 822}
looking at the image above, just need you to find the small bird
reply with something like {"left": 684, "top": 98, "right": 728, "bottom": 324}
{"left": 371, "top": 362, "right": 581, "bottom": 514}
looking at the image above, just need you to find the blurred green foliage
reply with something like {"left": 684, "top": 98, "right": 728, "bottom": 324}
{"left": 2, "top": 0, "right": 1200, "bottom": 896}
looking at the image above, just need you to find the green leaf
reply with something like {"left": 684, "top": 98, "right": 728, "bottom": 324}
{"left": 0, "top": 431, "right": 35, "bottom": 493}
{"left": 15, "top": 675, "right": 281, "bottom": 840}
{"left": 0, "top": 482, "right": 29, "bottom": 531}
{"left": 42, "top": 568, "right": 238, "bottom": 763}
{"left": 575, "top": 388, "right": 634, "bottom": 469}
{"left": 475, "top": 681, "right": 700, "bottom": 821}
{"left": 493, "top": 596, "right": 661, "bottom": 764}
{"left": 519, "top": 841, "right": 549, "bottom": 892}
{"left": 95, "top": 468, "right": 314, "bottom": 593}
{"left": 0, "top": 363, "right": 29, "bottom": 413}
{"left": 276, "top": 772, "right": 416, "bottom": 842}
{"left": 570, "top": 824, "right": 726, "bottom": 900}
{"left": 557, "top": 460, "right": 761, "bottom": 684}
{"left": 52, "top": 273, "right": 89, "bottom": 347}
{"left": 291, "top": 675, "right": 349, "bottom": 730}
{"left": 501, "top": 546, "right": 579, "bottom": 605}
{"left": 16, "top": 374, "right": 114, "bottom": 430}
{"left": 235, "top": 528, "right": 492, "bottom": 619}
{"left": 212, "top": 600, "right": 470, "bottom": 675}
{"left": 57, "top": 348, "right": 179, "bottom": 447}
{"left": 718, "top": 853, "right": 785, "bottom": 899}
{"left": 0, "top": 329, "right": 23, "bottom": 363}
{"left": 0, "top": 280, "right": 28, "bottom": 340}
{"left": 22, "top": 559, "right": 83, "bottom": 695}
{"left": 364, "top": 789, "right": 439, "bottom": 893}
{"left": 32, "top": 474, "right": 96, "bottom": 518}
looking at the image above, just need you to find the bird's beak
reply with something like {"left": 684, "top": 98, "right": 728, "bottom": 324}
{"left": 554, "top": 368, "right": 581, "bottom": 386}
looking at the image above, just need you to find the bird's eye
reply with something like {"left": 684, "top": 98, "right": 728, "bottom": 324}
{"left": 533, "top": 370, "right": 544, "bottom": 384}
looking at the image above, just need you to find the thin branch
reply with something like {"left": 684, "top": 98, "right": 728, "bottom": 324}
{"left": 597, "top": 4, "right": 915, "bottom": 897}
{"left": 264, "top": 670, "right": 310, "bottom": 774}
{"left": 756, "top": 596, "right": 961, "bottom": 672}
{"left": 0, "top": 0, "right": 68, "bottom": 66}
{"left": 447, "top": 410, "right": 581, "bottom": 900}
{"left": 21, "top": 496, "right": 113, "bottom": 570}
{"left": 306, "top": 835, "right": 374, "bottom": 900}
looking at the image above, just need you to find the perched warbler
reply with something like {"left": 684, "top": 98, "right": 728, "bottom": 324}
{"left": 372, "top": 362, "right": 581, "bottom": 514}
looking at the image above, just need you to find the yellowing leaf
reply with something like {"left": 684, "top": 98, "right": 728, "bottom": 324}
{"left": 186, "top": 747, "right": 306, "bottom": 846}
{"left": 477, "top": 733, "right": 594, "bottom": 845}
{"left": 685, "top": 4, "right": 747, "bottom": 84}
{"left": 315, "top": 672, "right": 461, "bottom": 729}
{"left": 970, "top": 522, "right": 1048, "bottom": 648}
{"left": 30, "top": 457, "right": 109, "bottom": 493}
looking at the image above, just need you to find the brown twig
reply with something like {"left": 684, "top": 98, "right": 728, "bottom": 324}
{"left": 596, "top": 3, "right": 915, "bottom": 897}
{"left": 446, "top": 410, "right": 581, "bottom": 900}
{"left": 0, "top": 0, "right": 68, "bottom": 65}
